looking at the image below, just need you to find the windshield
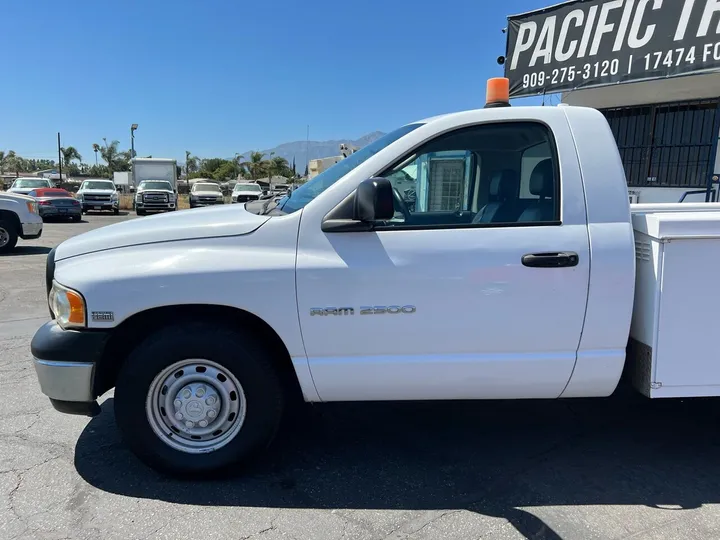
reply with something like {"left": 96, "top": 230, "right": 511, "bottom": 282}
{"left": 13, "top": 179, "right": 49, "bottom": 188}
{"left": 235, "top": 183, "right": 262, "bottom": 192}
{"left": 192, "top": 183, "right": 221, "bottom": 192}
{"left": 140, "top": 181, "right": 173, "bottom": 190}
{"left": 278, "top": 123, "right": 424, "bottom": 214}
{"left": 82, "top": 181, "right": 115, "bottom": 190}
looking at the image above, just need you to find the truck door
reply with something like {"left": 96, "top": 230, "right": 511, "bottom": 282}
{"left": 296, "top": 118, "right": 590, "bottom": 401}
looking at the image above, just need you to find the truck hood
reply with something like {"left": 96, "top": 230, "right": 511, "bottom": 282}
{"left": 192, "top": 190, "right": 223, "bottom": 197}
{"left": 55, "top": 204, "right": 271, "bottom": 261}
{"left": 8, "top": 187, "right": 39, "bottom": 195}
{"left": 79, "top": 189, "right": 116, "bottom": 195}
{"left": 138, "top": 188, "right": 173, "bottom": 194}
{"left": 0, "top": 191, "right": 34, "bottom": 202}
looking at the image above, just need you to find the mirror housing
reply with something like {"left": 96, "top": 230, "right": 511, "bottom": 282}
{"left": 353, "top": 177, "right": 394, "bottom": 222}
{"left": 321, "top": 177, "right": 395, "bottom": 232}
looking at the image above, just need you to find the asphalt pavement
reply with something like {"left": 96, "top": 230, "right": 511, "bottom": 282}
{"left": 2, "top": 212, "right": 720, "bottom": 539}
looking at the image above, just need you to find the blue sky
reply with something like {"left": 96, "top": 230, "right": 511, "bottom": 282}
{"left": 3, "top": 0, "right": 550, "bottom": 164}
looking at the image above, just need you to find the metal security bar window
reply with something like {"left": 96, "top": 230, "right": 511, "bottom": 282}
{"left": 427, "top": 158, "right": 466, "bottom": 211}
{"left": 602, "top": 100, "right": 720, "bottom": 188}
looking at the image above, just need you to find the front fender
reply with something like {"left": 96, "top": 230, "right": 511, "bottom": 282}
{"left": 53, "top": 214, "right": 305, "bottom": 358}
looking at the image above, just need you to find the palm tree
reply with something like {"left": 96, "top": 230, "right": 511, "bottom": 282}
{"left": 238, "top": 151, "right": 268, "bottom": 181}
{"left": 92, "top": 143, "right": 101, "bottom": 165}
{"left": 60, "top": 146, "right": 82, "bottom": 167}
{"left": 99, "top": 139, "right": 129, "bottom": 172}
{"left": 0, "top": 151, "right": 12, "bottom": 173}
{"left": 185, "top": 152, "right": 199, "bottom": 176}
{"left": 269, "top": 156, "right": 290, "bottom": 179}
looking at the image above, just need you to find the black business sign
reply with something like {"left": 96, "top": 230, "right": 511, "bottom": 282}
{"left": 505, "top": 0, "right": 720, "bottom": 97}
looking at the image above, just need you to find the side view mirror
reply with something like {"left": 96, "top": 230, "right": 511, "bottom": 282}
{"left": 321, "top": 177, "right": 394, "bottom": 232}
{"left": 353, "top": 177, "right": 394, "bottom": 222}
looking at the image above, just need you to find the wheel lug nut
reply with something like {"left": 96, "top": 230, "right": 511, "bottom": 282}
{"left": 208, "top": 410, "right": 217, "bottom": 418}
{"left": 182, "top": 389, "right": 192, "bottom": 399}
{"left": 185, "top": 421, "right": 194, "bottom": 428}
{"left": 206, "top": 397, "right": 216, "bottom": 406}
{"left": 174, "top": 400, "right": 182, "bottom": 408}
{"left": 199, "top": 420, "right": 208, "bottom": 428}
{"left": 196, "top": 387, "right": 205, "bottom": 397}
{"left": 175, "top": 412, "right": 183, "bottom": 420}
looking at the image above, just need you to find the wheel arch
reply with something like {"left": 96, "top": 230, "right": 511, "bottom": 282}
{"left": 0, "top": 209, "right": 21, "bottom": 231}
{"left": 95, "top": 304, "right": 305, "bottom": 403}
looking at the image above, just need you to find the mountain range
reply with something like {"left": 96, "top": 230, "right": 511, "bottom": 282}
{"left": 238, "top": 131, "right": 387, "bottom": 170}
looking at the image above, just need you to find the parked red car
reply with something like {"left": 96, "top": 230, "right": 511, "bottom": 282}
{"left": 27, "top": 188, "right": 82, "bottom": 221}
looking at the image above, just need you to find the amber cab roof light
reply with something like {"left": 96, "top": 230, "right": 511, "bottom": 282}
{"left": 485, "top": 77, "right": 511, "bottom": 108}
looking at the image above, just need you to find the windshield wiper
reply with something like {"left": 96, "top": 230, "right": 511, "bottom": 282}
{"left": 261, "top": 199, "right": 278, "bottom": 215}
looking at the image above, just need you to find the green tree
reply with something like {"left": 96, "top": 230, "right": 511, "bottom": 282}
{"left": 211, "top": 161, "right": 237, "bottom": 181}
{"left": 60, "top": 146, "right": 82, "bottom": 167}
{"left": 0, "top": 151, "right": 14, "bottom": 173}
{"left": 238, "top": 151, "right": 268, "bottom": 180}
{"left": 185, "top": 152, "right": 199, "bottom": 177}
{"left": 269, "top": 156, "right": 291, "bottom": 178}
{"left": 100, "top": 139, "right": 131, "bottom": 172}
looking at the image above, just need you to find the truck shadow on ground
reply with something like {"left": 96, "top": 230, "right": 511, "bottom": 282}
{"left": 75, "top": 383, "right": 720, "bottom": 539}
{"left": 5, "top": 246, "right": 53, "bottom": 256}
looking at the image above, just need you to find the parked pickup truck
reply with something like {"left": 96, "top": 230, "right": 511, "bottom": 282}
{"left": 76, "top": 179, "right": 120, "bottom": 215}
{"left": 30, "top": 78, "right": 720, "bottom": 476}
{"left": 0, "top": 191, "right": 43, "bottom": 253}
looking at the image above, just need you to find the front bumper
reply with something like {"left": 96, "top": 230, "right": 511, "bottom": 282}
{"left": 31, "top": 321, "right": 110, "bottom": 416}
{"left": 81, "top": 201, "right": 119, "bottom": 211}
{"left": 20, "top": 221, "right": 43, "bottom": 239}
{"left": 136, "top": 201, "right": 176, "bottom": 211}
{"left": 190, "top": 199, "right": 224, "bottom": 207}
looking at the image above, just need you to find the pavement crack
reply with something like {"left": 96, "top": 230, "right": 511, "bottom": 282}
{"left": 383, "top": 510, "right": 461, "bottom": 539}
{"left": 240, "top": 522, "right": 278, "bottom": 539}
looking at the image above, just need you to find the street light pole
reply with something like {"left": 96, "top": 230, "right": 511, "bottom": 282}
{"left": 130, "top": 124, "right": 138, "bottom": 159}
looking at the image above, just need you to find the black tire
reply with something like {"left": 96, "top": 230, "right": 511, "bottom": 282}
{"left": 113, "top": 208, "right": 119, "bottom": 215}
{"left": 0, "top": 220, "right": 19, "bottom": 254}
{"left": 72, "top": 215, "right": 81, "bottom": 222}
{"left": 136, "top": 209, "right": 146, "bottom": 216}
{"left": 114, "top": 322, "right": 285, "bottom": 477}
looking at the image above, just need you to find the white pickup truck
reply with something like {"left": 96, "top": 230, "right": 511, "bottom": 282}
{"left": 0, "top": 191, "right": 43, "bottom": 253}
{"left": 29, "top": 79, "right": 720, "bottom": 476}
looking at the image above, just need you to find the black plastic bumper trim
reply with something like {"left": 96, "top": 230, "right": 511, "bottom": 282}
{"left": 31, "top": 321, "right": 110, "bottom": 365}
{"left": 49, "top": 398, "right": 100, "bottom": 417}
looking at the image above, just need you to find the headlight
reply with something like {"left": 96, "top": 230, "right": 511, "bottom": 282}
{"left": 135, "top": 194, "right": 142, "bottom": 202}
{"left": 76, "top": 193, "right": 83, "bottom": 201}
{"left": 25, "top": 201, "right": 38, "bottom": 214}
{"left": 48, "top": 281, "right": 86, "bottom": 329}
{"left": 111, "top": 192, "right": 119, "bottom": 201}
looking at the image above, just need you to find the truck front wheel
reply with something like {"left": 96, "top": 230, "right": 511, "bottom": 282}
{"left": 114, "top": 322, "right": 284, "bottom": 476}
{"left": 0, "top": 220, "right": 19, "bottom": 254}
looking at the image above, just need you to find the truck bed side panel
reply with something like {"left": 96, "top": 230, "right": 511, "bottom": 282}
{"left": 560, "top": 106, "right": 636, "bottom": 398}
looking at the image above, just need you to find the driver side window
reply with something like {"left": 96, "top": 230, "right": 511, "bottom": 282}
{"left": 378, "top": 121, "right": 559, "bottom": 229}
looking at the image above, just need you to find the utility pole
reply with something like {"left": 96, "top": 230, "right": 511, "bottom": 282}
{"left": 305, "top": 125, "right": 310, "bottom": 179}
{"left": 185, "top": 150, "right": 191, "bottom": 193}
{"left": 57, "top": 133, "right": 62, "bottom": 185}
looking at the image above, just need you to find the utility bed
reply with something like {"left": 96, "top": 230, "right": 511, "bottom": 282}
{"left": 628, "top": 204, "right": 720, "bottom": 398}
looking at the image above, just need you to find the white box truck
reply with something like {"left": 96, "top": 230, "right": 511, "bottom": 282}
{"left": 131, "top": 158, "right": 178, "bottom": 215}
{"left": 30, "top": 78, "right": 720, "bottom": 477}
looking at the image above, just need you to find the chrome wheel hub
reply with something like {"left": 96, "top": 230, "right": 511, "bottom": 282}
{"left": 146, "top": 359, "right": 247, "bottom": 454}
